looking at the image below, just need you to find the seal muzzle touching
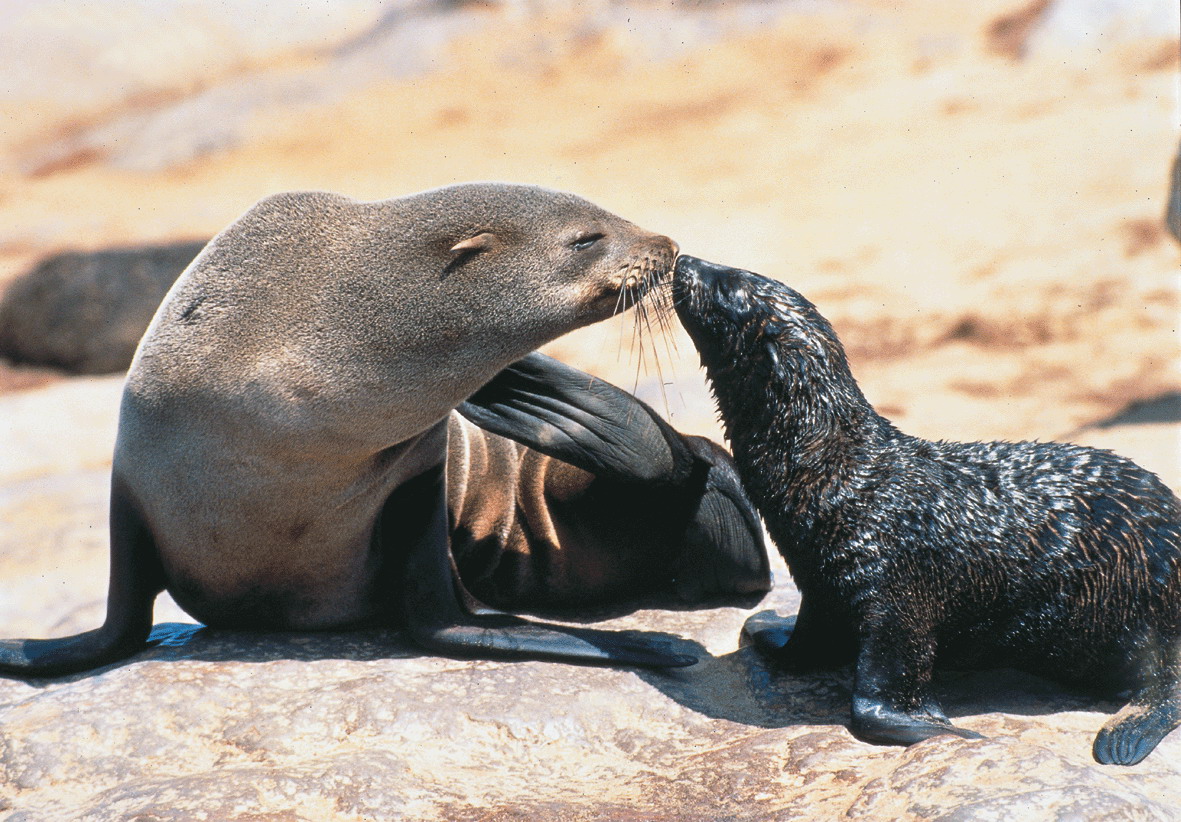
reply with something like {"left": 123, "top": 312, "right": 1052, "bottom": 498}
{"left": 673, "top": 253, "right": 1181, "bottom": 766}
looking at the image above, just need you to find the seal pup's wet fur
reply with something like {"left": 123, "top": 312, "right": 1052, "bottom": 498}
{"left": 673, "top": 254, "right": 1181, "bottom": 765}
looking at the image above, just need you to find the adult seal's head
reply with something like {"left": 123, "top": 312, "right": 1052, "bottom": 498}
{"left": 134, "top": 184, "right": 676, "bottom": 441}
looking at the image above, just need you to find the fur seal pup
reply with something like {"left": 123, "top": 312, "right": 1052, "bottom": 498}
{"left": 0, "top": 240, "right": 206, "bottom": 374}
{"left": 672, "top": 254, "right": 1181, "bottom": 766}
{"left": 0, "top": 184, "right": 770, "bottom": 678}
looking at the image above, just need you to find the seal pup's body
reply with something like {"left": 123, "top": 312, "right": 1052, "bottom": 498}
{"left": 673, "top": 254, "right": 1181, "bottom": 766}
{"left": 0, "top": 185, "right": 769, "bottom": 677}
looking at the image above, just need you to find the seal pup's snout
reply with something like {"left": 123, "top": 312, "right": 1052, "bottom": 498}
{"left": 673, "top": 254, "right": 724, "bottom": 289}
{"left": 674, "top": 255, "right": 752, "bottom": 297}
{"left": 673, "top": 255, "right": 761, "bottom": 327}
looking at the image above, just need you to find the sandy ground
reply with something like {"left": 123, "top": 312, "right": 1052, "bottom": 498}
{"left": 0, "top": 0, "right": 1178, "bottom": 481}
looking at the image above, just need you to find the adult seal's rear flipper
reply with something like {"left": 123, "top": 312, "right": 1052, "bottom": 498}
{"left": 461, "top": 351, "right": 770, "bottom": 605}
{"left": 387, "top": 457, "right": 697, "bottom": 668}
{"left": 673, "top": 435, "right": 771, "bottom": 603}
{"left": 459, "top": 351, "right": 696, "bottom": 485}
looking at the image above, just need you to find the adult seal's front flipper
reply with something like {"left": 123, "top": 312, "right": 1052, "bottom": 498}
{"left": 0, "top": 476, "right": 164, "bottom": 678}
{"left": 460, "top": 351, "right": 771, "bottom": 605}
{"left": 386, "top": 457, "right": 697, "bottom": 668}
{"left": 459, "top": 351, "right": 695, "bottom": 485}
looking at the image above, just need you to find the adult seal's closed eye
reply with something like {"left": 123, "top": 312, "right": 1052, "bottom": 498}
{"left": 672, "top": 253, "right": 1181, "bottom": 766}
{"left": 0, "top": 183, "right": 772, "bottom": 678}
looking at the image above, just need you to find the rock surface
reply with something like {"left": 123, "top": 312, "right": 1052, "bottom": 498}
{"left": 4, "top": 614, "right": 1181, "bottom": 821}
{"left": 0, "top": 241, "right": 205, "bottom": 374}
{"left": 2, "top": 359, "right": 1181, "bottom": 820}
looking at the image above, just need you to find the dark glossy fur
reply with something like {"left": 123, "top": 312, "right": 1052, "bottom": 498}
{"left": 673, "top": 254, "right": 1181, "bottom": 766}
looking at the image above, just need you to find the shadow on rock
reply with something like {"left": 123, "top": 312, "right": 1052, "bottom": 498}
{"left": 638, "top": 612, "right": 1121, "bottom": 736}
{"left": 31, "top": 615, "right": 1122, "bottom": 742}
{"left": 1077, "top": 390, "right": 1181, "bottom": 431}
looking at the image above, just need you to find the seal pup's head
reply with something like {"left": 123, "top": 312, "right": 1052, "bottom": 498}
{"left": 671, "top": 254, "right": 874, "bottom": 449}
{"left": 673, "top": 255, "right": 852, "bottom": 385}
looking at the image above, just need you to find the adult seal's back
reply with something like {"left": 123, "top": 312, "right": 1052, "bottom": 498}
{"left": 0, "top": 184, "right": 770, "bottom": 676}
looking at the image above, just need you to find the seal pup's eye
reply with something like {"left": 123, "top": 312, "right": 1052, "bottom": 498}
{"left": 570, "top": 233, "right": 604, "bottom": 251}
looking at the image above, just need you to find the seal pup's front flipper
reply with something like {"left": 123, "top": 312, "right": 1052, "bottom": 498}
{"left": 0, "top": 475, "right": 164, "bottom": 677}
{"left": 741, "top": 601, "right": 855, "bottom": 671}
{"left": 459, "top": 351, "right": 695, "bottom": 484}
{"left": 386, "top": 459, "right": 697, "bottom": 668}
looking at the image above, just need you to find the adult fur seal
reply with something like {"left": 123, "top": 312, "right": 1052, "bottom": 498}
{"left": 672, "top": 254, "right": 1181, "bottom": 766}
{"left": 0, "top": 184, "right": 770, "bottom": 677}
{"left": 0, "top": 240, "right": 206, "bottom": 374}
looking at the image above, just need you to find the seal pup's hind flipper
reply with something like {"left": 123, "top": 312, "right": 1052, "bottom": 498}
{"left": 0, "top": 475, "right": 164, "bottom": 677}
{"left": 385, "top": 459, "right": 697, "bottom": 668}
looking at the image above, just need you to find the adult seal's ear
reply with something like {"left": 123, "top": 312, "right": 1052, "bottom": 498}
{"left": 0, "top": 182, "right": 708, "bottom": 676}
{"left": 445, "top": 232, "right": 498, "bottom": 275}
